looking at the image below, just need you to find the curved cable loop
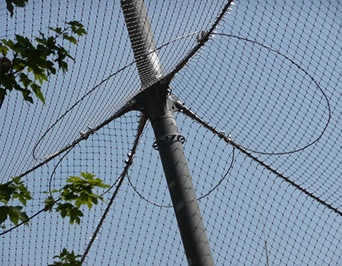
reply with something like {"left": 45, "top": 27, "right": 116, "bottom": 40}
{"left": 127, "top": 144, "right": 235, "bottom": 208}
{"left": 32, "top": 0, "right": 235, "bottom": 164}
{"left": 47, "top": 148, "right": 74, "bottom": 195}
{"left": 1, "top": 0, "right": 235, "bottom": 236}
{"left": 197, "top": 146, "right": 235, "bottom": 201}
{"left": 32, "top": 64, "right": 137, "bottom": 161}
{"left": 31, "top": 31, "right": 208, "bottom": 162}
{"left": 8, "top": 100, "right": 135, "bottom": 185}
{"left": 127, "top": 173, "right": 172, "bottom": 208}
{"left": 176, "top": 101, "right": 341, "bottom": 216}
{"left": 0, "top": 115, "right": 147, "bottom": 237}
{"left": 210, "top": 33, "right": 332, "bottom": 156}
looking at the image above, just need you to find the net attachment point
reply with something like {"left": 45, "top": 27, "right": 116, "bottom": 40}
{"left": 79, "top": 126, "right": 95, "bottom": 139}
{"left": 124, "top": 151, "right": 135, "bottom": 165}
{"left": 196, "top": 30, "right": 210, "bottom": 43}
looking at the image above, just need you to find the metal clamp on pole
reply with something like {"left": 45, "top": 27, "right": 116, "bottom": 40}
{"left": 152, "top": 134, "right": 186, "bottom": 150}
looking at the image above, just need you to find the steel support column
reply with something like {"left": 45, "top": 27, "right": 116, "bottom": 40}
{"left": 121, "top": 1, "right": 214, "bottom": 264}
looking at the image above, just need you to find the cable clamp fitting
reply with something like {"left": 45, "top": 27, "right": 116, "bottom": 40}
{"left": 153, "top": 134, "right": 185, "bottom": 150}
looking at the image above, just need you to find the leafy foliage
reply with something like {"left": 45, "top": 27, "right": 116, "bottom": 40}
{"left": 0, "top": 206, "right": 29, "bottom": 228}
{"left": 5, "top": 0, "right": 29, "bottom": 17}
{"left": 45, "top": 172, "right": 110, "bottom": 224}
{"left": 2, "top": 2, "right": 103, "bottom": 264}
{"left": 0, "top": 177, "right": 32, "bottom": 227}
{"left": 0, "top": 21, "right": 86, "bottom": 106}
{"left": 49, "top": 248, "right": 82, "bottom": 266}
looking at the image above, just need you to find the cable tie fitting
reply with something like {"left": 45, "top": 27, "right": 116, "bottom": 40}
{"left": 152, "top": 134, "right": 186, "bottom": 150}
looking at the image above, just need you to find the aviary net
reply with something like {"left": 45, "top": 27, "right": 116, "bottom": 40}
{"left": 1, "top": 0, "right": 341, "bottom": 265}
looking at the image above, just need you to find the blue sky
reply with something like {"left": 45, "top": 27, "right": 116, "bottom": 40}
{"left": 1, "top": 0, "right": 341, "bottom": 265}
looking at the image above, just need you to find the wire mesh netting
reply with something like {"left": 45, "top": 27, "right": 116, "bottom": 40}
{"left": 1, "top": 0, "right": 341, "bottom": 265}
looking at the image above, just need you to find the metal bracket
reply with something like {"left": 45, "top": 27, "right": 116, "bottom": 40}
{"left": 152, "top": 134, "right": 186, "bottom": 150}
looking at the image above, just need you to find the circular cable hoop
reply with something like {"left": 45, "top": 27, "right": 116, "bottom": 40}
{"left": 127, "top": 146, "right": 235, "bottom": 208}
{"left": 207, "top": 33, "right": 332, "bottom": 155}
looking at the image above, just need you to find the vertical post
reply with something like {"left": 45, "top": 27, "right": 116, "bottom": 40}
{"left": 121, "top": 0, "right": 214, "bottom": 265}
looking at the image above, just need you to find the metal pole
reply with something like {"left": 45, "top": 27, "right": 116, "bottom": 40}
{"left": 121, "top": 0, "right": 214, "bottom": 265}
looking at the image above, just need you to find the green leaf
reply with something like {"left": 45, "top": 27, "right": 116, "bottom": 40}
{"left": 49, "top": 27, "right": 63, "bottom": 35}
{"left": 6, "top": 0, "right": 14, "bottom": 17}
{"left": 67, "top": 21, "right": 83, "bottom": 27}
{"left": 33, "top": 71, "right": 48, "bottom": 84}
{"left": 0, "top": 206, "right": 8, "bottom": 224}
{"left": 19, "top": 73, "right": 31, "bottom": 88}
{"left": 2, "top": 39, "right": 15, "bottom": 49}
{"left": 62, "top": 34, "right": 77, "bottom": 45}
{"left": 15, "top": 35, "right": 34, "bottom": 50}
{"left": 18, "top": 210, "right": 29, "bottom": 225}
{"left": 46, "top": 62, "right": 57, "bottom": 75}
{"left": 67, "top": 21, "right": 87, "bottom": 36}
{"left": 44, "top": 196, "right": 56, "bottom": 212}
{"left": 55, "top": 203, "right": 83, "bottom": 224}
{"left": 8, "top": 206, "right": 20, "bottom": 225}
{"left": 12, "top": 0, "right": 28, "bottom": 7}
{"left": 0, "top": 182, "right": 15, "bottom": 203}
{"left": 12, "top": 179, "right": 32, "bottom": 206}
{"left": 69, "top": 208, "right": 83, "bottom": 224}
{"left": 7, "top": 206, "right": 28, "bottom": 226}
{"left": 12, "top": 58, "right": 26, "bottom": 72}
{"left": 45, "top": 36, "right": 57, "bottom": 50}
{"left": 0, "top": 44, "right": 9, "bottom": 56}
{"left": 58, "top": 60, "right": 68, "bottom": 72}
{"left": 0, "top": 88, "right": 6, "bottom": 104}
{"left": 49, "top": 248, "right": 82, "bottom": 266}
{"left": 35, "top": 35, "right": 48, "bottom": 47}
{"left": 1, "top": 20, "right": 87, "bottom": 106}
{"left": 5, "top": 0, "right": 29, "bottom": 17}
{"left": 46, "top": 172, "right": 109, "bottom": 224}
{"left": 0, "top": 177, "right": 32, "bottom": 207}
{"left": 21, "top": 88, "right": 33, "bottom": 103}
